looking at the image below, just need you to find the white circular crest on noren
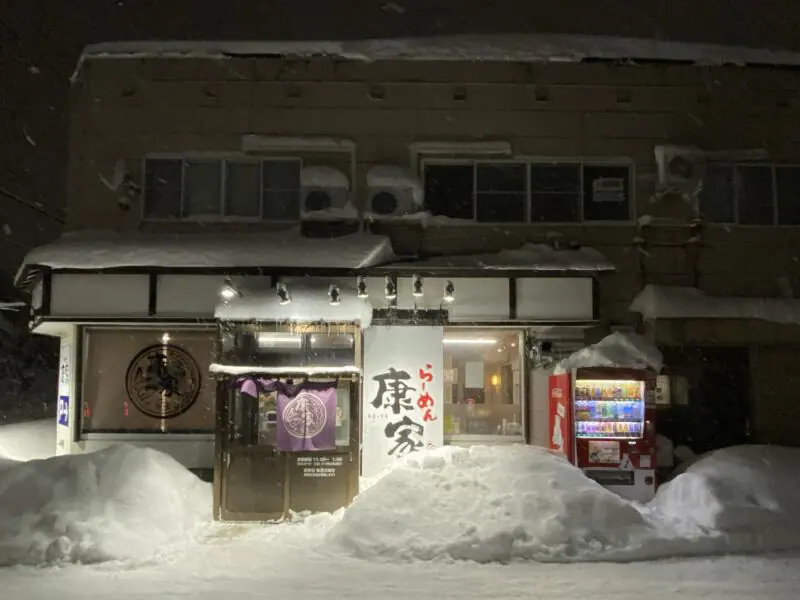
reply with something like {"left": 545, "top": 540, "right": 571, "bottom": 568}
{"left": 282, "top": 391, "right": 328, "bottom": 439}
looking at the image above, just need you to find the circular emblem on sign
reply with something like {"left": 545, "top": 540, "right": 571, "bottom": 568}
{"left": 125, "top": 344, "right": 201, "bottom": 419}
{"left": 281, "top": 391, "right": 328, "bottom": 439}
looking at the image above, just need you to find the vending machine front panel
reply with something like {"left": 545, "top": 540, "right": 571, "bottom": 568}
{"left": 573, "top": 378, "right": 645, "bottom": 442}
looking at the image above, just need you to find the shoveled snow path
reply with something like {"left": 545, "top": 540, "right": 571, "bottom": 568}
{"left": 0, "top": 525, "right": 798, "bottom": 600}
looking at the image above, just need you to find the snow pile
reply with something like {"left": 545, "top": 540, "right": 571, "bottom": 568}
{"left": 630, "top": 285, "right": 800, "bottom": 325}
{"left": 554, "top": 331, "right": 663, "bottom": 373}
{"left": 0, "top": 445, "right": 211, "bottom": 566}
{"left": 366, "top": 165, "right": 424, "bottom": 208}
{"left": 300, "top": 166, "right": 350, "bottom": 188}
{"left": 0, "top": 420, "right": 55, "bottom": 464}
{"left": 646, "top": 445, "right": 800, "bottom": 553}
{"left": 327, "top": 443, "right": 800, "bottom": 564}
{"left": 326, "top": 444, "right": 652, "bottom": 562}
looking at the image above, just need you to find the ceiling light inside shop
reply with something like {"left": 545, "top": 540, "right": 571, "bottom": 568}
{"left": 257, "top": 333, "right": 302, "bottom": 347}
{"left": 442, "top": 338, "right": 497, "bottom": 345}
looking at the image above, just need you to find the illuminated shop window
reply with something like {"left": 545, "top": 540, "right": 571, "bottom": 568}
{"left": 441, "top": 329, "right": 524, "bottom": 441}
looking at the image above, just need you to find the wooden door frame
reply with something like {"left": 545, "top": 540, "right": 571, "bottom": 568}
{"left": 213, "top": 373, "right": 362, "bottom": 521}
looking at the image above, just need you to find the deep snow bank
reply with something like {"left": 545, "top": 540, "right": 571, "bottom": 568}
{"left": 0, "top": 419, "right": 56, "bottom": 463}
{"left": 646, "top": 445, "right": 800, "bottom": 550}
{"left": 0, "top": 444, "right": 211, "bottom": 565}
{"left": 327, "top": 444, "right": 800, "bottom": 563}
{"left": 326, "top": 445, "right": 652, "bottom": 562}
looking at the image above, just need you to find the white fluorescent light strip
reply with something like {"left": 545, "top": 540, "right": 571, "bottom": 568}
{"left": 256, "top": 335, "right": 303, "bottom": 345}
{"left": 210, "top": 364, "right": 361, "bottom": 375}
{"left": 442, "top": 338, "right": 497, "bottom": 345}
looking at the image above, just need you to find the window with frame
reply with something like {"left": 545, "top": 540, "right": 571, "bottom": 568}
{"left": 423, "top": 160, "right": 632, "bottom": 223}
{"left": 442, "top": 329, "right": 524, "bottom": 441}
{"left": 81, "top": 327, "right": 216, "bottom": 434}
{"left": 143, "top": 157, "right": 301, "bottom": 220}
{"left": 699, "top": 163, "right": 800, "bottom": 226}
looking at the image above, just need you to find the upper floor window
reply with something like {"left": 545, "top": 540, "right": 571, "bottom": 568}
{"left": 143, "top": 157, "right": 302, "bottom": 220}
{"left": 700, "top": 164, "right": 800, "bottom": 226}
{"left": 423, "top": 160, "right": 632, "bottom": 223}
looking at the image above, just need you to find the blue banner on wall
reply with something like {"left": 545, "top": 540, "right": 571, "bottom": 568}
{"left": 58, "top": 395, "right": 69, "bottom": 427}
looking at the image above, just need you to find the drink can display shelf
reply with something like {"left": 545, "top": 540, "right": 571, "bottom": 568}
{"left": 576, "top": 433, "right": 642, "bottom": 440}
{"left": 575, "top": 417, "right": 643, "bottom": 422}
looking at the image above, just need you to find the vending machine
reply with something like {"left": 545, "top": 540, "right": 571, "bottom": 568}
{"left": 548, "top": 367, "right": 657, "bottom": 502}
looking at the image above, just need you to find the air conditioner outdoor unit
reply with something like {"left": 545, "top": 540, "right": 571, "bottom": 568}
{"left": 654, "top": 145, "right": 706, "bottom": 198}
{"left": 366, "top": 165, "right": 423, "bottom": 218}
{"left": 300, "top": 166, "right": 354, "bottom": 219}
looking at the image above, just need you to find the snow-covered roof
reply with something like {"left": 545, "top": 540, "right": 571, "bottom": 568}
{"left": 76, "top": 34, "right": 800, "bottom": 71}
{"left": 554, "top": 331, "right": 663, "bottom": 373}
{"left": 384, "top": 243, "right": 615, "bottom": 273}
{"left": 215, "top": 277, "right": 372, "bottom": 325}
{"left": 630, "top": 285, "right": 800, "bottom": 325}
{"left": 16, "top": 230, "right": 395, "bottom": 277}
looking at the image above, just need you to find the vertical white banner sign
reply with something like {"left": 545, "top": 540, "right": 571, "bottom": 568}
{"left": 362, "top": 326, "right": 444, "bottom": 479}
{"left": 55, "top": 330, "right": 75, "bottom": 455}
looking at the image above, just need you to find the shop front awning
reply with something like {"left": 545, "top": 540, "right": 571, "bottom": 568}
{"left": 630, "top": 285, "right": 800, "bottom": 326}
{"left": 14, "top": 229, "right": 396, "bottom": 286}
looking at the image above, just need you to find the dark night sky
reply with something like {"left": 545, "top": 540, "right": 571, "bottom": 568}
{"left": 1, "top": 0, "right": 798, "bottom": 295}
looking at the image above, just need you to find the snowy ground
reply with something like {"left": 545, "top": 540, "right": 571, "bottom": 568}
{"left": 2, "top": 532, "right": 799, "bottom": 600}
{"left": 0, "top": 421, "right": 798, "bottom": 599}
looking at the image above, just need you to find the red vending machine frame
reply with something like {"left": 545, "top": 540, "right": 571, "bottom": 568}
{"left": 548, "top": 373, "right": 574, "bottom": 463}
{"left": 549, "top": 367, "right": 657, "bottom": 502}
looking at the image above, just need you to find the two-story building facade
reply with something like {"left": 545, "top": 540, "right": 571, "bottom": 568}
{"left": 13, "top": 36, "right": 800, "bottom": 516}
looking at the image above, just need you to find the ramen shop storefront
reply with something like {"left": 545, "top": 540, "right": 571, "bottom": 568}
{"left": 210, "top": 270, "right": 604, "bottom": 521}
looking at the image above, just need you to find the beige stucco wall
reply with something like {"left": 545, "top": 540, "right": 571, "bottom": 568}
{"left": 66, "top": 57, "right": 800, "bottom": 327}
{"left": 63, "top": 56, "right": 800, "bottom": 445}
